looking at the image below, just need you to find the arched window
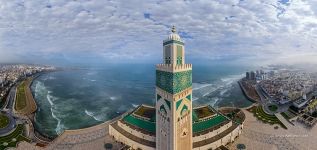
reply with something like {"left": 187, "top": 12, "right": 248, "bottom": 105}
{"left": 177, "top": 45, "right": 183, "bottom": 64}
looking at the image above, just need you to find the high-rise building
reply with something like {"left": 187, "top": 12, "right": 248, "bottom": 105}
{"left": 256, "top": 70, "right": 260, "bottom": 76}
{"left": 250, "top": 71, "right": 256, "bottom": 80}
{"left": 246, "top": 72, "right": 250, "bottom": 80}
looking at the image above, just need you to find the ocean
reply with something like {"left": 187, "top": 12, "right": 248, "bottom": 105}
{"left": 31, "top": 63, "right": 253, "bottom": 137}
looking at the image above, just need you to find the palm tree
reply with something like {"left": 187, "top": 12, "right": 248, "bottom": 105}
{"left": 104, "top": 143, "right": 113, "bottom": 150}
{"left": 237, "top": 144, "right": 246, "bottom": 150}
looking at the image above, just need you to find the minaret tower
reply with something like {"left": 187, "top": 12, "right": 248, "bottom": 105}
{"left": 156, "top": 26, "right": 193, "bottom": 150}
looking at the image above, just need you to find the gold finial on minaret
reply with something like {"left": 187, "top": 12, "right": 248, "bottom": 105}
{"left": 171, "top": 25, "right": 176, "bottom": 33}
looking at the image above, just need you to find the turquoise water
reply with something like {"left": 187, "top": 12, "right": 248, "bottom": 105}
{"left": 31, "top": 63, "right": 253, "bottom": 137}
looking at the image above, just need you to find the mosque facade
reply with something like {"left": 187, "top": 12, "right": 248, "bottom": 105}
{"left": 109, "top": 27, "right": 245, "bottom": 150}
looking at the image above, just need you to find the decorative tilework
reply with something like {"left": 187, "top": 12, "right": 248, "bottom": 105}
{"left": 163, "top": 40, "right": 184, "bottom": 46}
{"left": 181, "top": 105, "right": 188, "bottom": 116}
{"left": 164, "top": 99, "right": 171, "bottom": 109}
{"left": 160, "top": 105, "right": 167, "bottom": 114}
{"left": 186, "top": 94, "right": 191, "bottom": 101}
{"left": 157, "top": 94, "right": 161, "bottom": 101}
{"left": 176, "top": 99, "right": 183, "bottom": 110}
{"left": 156, "top": 70, "right": 192, "bottom": 94}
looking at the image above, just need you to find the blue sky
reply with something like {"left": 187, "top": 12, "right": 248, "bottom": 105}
{"left": 0, "top": 0, "right": 317, "bottom": 66}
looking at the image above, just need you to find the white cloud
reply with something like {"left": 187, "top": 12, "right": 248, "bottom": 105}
{"left": 0, "top": 0, "right": 316, "bottom": 65}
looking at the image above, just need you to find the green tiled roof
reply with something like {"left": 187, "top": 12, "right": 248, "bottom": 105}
{"left": 123, "top": 106, "right": 228, "bottom": 134}
{"left": 123, "top": 114, "right": 156, "bottom": 133}
{"left": 192, "top": 112, "right": 199, "bottom": 122}
{"left": 193, "top": 115, "right": 227, "bottom": 133}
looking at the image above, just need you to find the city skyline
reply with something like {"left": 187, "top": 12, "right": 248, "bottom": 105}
{"left": 1, "top": 0, "right": 317, "bottom": 66}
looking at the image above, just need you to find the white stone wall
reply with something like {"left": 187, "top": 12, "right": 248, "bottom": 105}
{"left": 109, "top": 120, "right": 243, "bottom": 150}
{"left": 193, "top": 124, "right": 242, "bottom": 150}
{"left": 156, "top": 64, "right": 192, "bottom": 73}
{"left": 193, "top": 121, "right": 232, "bottom": 142}
{"left": 109, "top": 124, "right": 155, "bottom": 150}
{"left": 117, "top": 121, "right": 156, "bottom": 142}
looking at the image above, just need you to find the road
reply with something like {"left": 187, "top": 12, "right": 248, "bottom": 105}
{"left": 4, "top": 85, "right": 16, "bottom": 111}
{"left": 256, "top": 84, "right": 292, "bottom": 114}
{"left": 0, "top": 86, "right": 17, "bottom": 136}
{"left": 255, "top": 85, "right": 273, "bottom": 114}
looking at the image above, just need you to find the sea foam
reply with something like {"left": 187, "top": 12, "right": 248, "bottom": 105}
{"left": 84, "top": 109, "right": 103, "bottom": 121}
{"left": 132, "top": 104, "right": 139, "bottom": 108}
{"left": 110, "top": 96, "right": 117, "bottom": 101}
{"left": 193, "top": 73, "right": 243, "bottom": 102}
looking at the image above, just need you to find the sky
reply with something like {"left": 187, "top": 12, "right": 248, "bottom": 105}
{"left": 0, "top": 0, "right": 317, "bottom": 66}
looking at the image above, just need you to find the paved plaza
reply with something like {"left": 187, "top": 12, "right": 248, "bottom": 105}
{"left": 8, "top": 108, "right": 317, "bottom": 150}
{"left": 228, "top": 110, "right": 317, "bottom": 150}
{"left": 11, "top": 117, "right": 122, "bottom": 150}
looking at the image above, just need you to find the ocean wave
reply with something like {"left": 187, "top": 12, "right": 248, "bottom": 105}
{"left": 192, "top": 82, "right": 217, "bottom": 97}
{"left": 209, "top": 97, "right": 221, "bottom": 107}
{"left": 132, "top": 104, "right": 139, "bottom": 108}
{"left": 38, "top": 83, "right": 64, "bottom": 134}
{"left": 192, "top": 96, "right": 199, "bottom": 101}
{"left": 202, "top": 86, "right": 217, "bottom": 97}
{"left": 49, "top": 76, "right": 56, "bottom": 80}
{"left": 34, "top": 81, "right": 40, "bottom": 98}
{"left": 220, "top": 74, "right": 244, "bottom": 84}
{"left": 34, "top": 81, "right": 43, "bottom": 96}
{"left": 192, "top": 83, "right": 212, "bottom": 91}
{"left": 86, "top": 72, "right": 97, "bottom": 75}
{"left": 34, "top": 79, "right": 65, "bottom": 134}
{"left": 110, "top": 96, "right": 117, "bottom": 101}
{"left": 41, "top": 75, "right": 56, "bottom": 81}
{"left": 34, "top": 81, "right": 52, "bottom": 99}
{"left": 84, "top": 109, "right": 103, "bottom": 121}
{"left": 220, "top": 88, "right": 228, "bottom": 96}
{"left": 46, "top": 94, "right": 58, "bottom": 106}
{"left": 50, "top": 108, "right": 64, "bottom": 134}
{"left": 194, "top": 73, "right": 243, "bottom": 102}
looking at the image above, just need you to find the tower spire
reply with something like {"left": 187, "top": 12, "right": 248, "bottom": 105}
{"left": 171, "top": 25, "right": 176, "bottom": 33}
{"left": 163, "top": 26, "right": 185, "bottom": 65}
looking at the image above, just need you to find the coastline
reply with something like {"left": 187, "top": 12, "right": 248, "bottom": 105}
{"left": 23, "top": 71, "right": 255, "bottom": 149}
{"left": 26, "top": 72, "right": 57, "bottom": 144}
{"left": 15, "top": 111, "right": 124, "bottom": 150}
{"left": 27, "top": 71, "right": 255, "bottom": 142}
{"left": 238, "top": 79, "right": 258, "bottom": 103}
